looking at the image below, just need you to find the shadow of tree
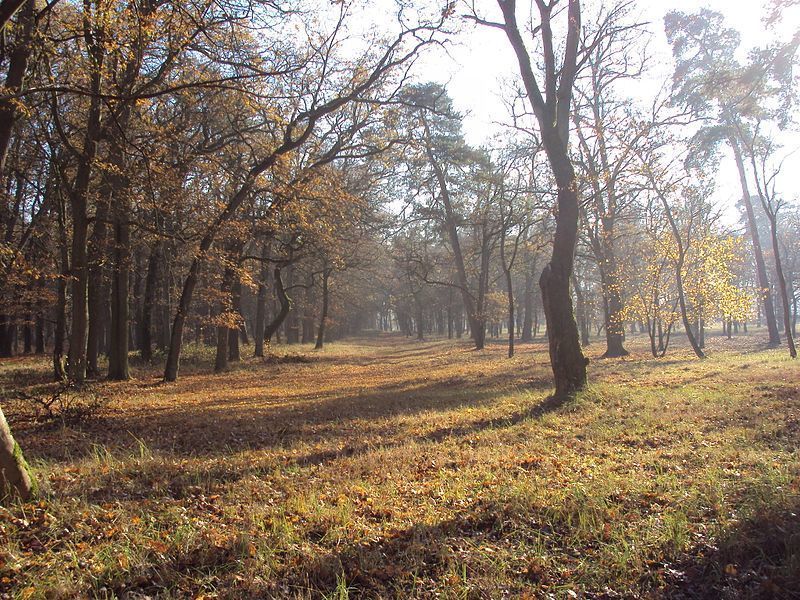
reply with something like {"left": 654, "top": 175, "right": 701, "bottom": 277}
{"left": 282, "top": 497, "right": 546, "bottom": 598}
{"left": 662, "top": 498, "right": 800, "bottom": 599}
{"left": 76, "top": 386, "right": 565, "bottom": 505}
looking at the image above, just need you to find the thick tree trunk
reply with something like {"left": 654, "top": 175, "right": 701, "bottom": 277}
{"left": 215, "top": 323, "right": 229, "bottom": 373}
{"left": 0, "top": 407, "right": 36, "bottom": 502}
{"left": 0, "top": 318, "right": 12, "bottom": 357}
{"left": 497, "top": 0, "right": 586, "bottom": 396}
{"left": 108, "top": 205, "right": 131, "bottom": 380}
{"left": 539, "top": 155, "right": 588, "bottom": 397}
{"left": 67, "top": 185, "right": 91, "bottom": 384}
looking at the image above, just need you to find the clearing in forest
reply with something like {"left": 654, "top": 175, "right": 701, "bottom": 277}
{"left": 1, "top": 334, "right": 799, "bottom": 599}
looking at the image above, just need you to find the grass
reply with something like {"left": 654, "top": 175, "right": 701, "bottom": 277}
{"left": 0, "top": 331, "right": 798, "bottom": 599}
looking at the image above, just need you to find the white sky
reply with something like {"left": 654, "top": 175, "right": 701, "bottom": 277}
{"left": 411, "top": 0, "right": 800, "bottom": 226}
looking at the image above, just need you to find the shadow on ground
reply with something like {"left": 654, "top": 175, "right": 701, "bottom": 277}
{"left": 661, "top": 498, "right": 800, "bottom": 599}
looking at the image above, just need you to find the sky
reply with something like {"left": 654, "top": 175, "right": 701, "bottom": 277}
{"left": 412, "top": 0, "right": 800, "bottom": 226}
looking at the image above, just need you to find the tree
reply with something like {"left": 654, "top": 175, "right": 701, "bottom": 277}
{"left": 471, "top": 0, "right": 587, "bottom": 396}
{"left": 743, "top": 127, "right": 797, "bottom": 358}
{"left": 664, "top": 8, "right": 798, "bottom": 347}
{"left": 162, "top": 12, "right": 445, "bottom": 381}
{"left": 571, "top": 1, "right": 647, "bottom": 357}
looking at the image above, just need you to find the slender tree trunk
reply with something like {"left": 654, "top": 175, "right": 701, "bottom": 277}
{"left": 731, "top": 139, "right": 780, "bottom": 345}
{"left": 766, "top": 215, "right": 797, "bottom": 358}
{"left": 140, "top": 243, "right": 160, "bottom": 362}
{"left": 315, "top": 268, "right": 331, "bottom": 350}
{"left": 21, "top": 316, "right": 30, "bottom": 353}
{"left": 215, "top": 266, "right": 235, "bottom": 373}
{"left": 228, "top": 279, "right": 242, "bottom": 362}
{"left": 572, "top": 273, "right": 590, "bottom": 347}
{"left": 415, "top": 293, "right": 424, "bottom": 341}
{"left": 423, "top": 120, "right": 484, "bottom": 349}
{"left": 86, "top": 191, "right": 110, "bottom": 376}
{"left": 521, "top": 258, "right": 535, "bottom": 342}
{"left": 505, "top": 266, "right": 515, "bottom": 358}
{"left": 35, "top": 314, "right": 44, "bottom": 354}
{"left": 254, "top": 244, "right": 269, "bottom": 357}
{"left": 447, "top": 288, "right": 453, "bottom": 339}
{"left": 53, "top": 196, "right": 68, "bottom": 381}
{"left": 599, "top": 262, "right": 628, "bottom": 357}
{"left": 66, "top": 40, "right": 104, "bottom": 385}
{"left": 676, "top": 269, "right": 704, "bottom": 358}
{"left": 264, "top": 267, "right": 291, "bottom": 344}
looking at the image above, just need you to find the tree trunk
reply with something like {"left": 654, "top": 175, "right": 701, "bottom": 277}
{"left": 35, "top": 314, "right": 44, "bottom": 354}
{"left": 66, "top": 54, "right": 104, "bottom": 385}
{"left": 498, "top": 0, "right": 586, "bottom": 396}
{"left": 599, "top": 262, "right": 628, "bottom": 357}
{"left": 228, "top": 279, "right": 242, "bottom": 362}
{"left": 140, "top": 243, "right": 160, "bottom": 362}
{"left": 572, "top": 273, "right": 590, "bottom": 347}
{"left": 214, "top": 263, "right": 237, "bottom": 372}
{"left": 676, "top": 271, "right": 704, "bottom": 358}
{"left": 108, "top": 202, "right": 131, "bottom": 380}
{"left": 0, "top": 407, "right": 36, "bottom": 502}
{"left": 505, "top": 265, "right": 515, "bottom": 358}
{"left": 422, "top": 120, "right": 485, "bottom": 349}
{"left": 766, "top": 214, "right": 797, "bottom": 358}
{"left": 66, "top": 187, "right": 91, "bottom": 384}
{"left": 86, "top": 191, "right": 110, "bottom": 377}
{"left": 53, "top": 196, "right": 69, "bottom": 381}
{"left": 539, "top": 154, "right": 588, "bottom": 397}
{"left": 264, "top": 267, "right": 291, "bottom": 344}
{"left": 315, "top": 268, "right": 331, "bottom": 349}
{"left": 415, "top": 294, "right": 424, "bottom": 341}
{"left": 0, "top": 317, "right": 12, "bottom": 358}
{"left": 731, "top": 139, "right": 780, "bottom": 346}
{"left": 254, "top": 245, "right": 269, "bottom": 357}
{"left": 0, "top": 0, "right": 36, "bottom": 174}
{"left": 521, "top": 259, "right": 535, "bottom": 342}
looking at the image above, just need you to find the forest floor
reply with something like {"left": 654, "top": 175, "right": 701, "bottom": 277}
{"left": 0, "top": 332, "right": 799, "bottom": 599}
